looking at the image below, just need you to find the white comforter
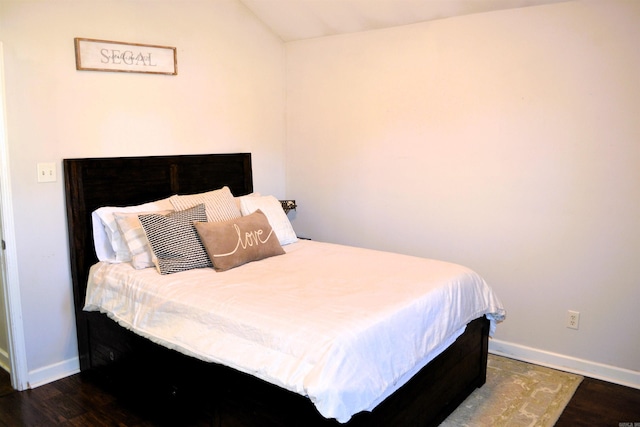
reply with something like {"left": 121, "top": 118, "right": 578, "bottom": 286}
{"left": 84, "top": 239, "right": 505, "bottom": 422}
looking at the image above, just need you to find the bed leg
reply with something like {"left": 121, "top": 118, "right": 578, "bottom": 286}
{"left": 478, "top": 316, "right": 490, "bottom": 387}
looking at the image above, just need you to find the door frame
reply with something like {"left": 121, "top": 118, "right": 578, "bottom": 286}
{"left": 0, "top": 42, "right": 28, "bottom": 391}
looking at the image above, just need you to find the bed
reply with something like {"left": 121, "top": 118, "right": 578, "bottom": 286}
{"left": 64, "top": 153, "right": 505, "bottom": 426}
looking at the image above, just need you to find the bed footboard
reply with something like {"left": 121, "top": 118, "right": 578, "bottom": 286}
{"left": 213, "top": 315, "right": 489, "bottom": 427}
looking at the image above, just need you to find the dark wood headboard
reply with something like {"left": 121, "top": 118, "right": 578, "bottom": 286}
{"left": 63, "top": 153, "right": 252, "bottom": 369}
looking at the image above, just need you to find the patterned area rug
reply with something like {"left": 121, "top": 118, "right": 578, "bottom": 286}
{"left": 440, "top": 355, "right": 583, "bottom": 427}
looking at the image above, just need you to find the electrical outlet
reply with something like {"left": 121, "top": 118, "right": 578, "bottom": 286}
{"left": 567, "top": 310, "right": 580, "bottom": 330}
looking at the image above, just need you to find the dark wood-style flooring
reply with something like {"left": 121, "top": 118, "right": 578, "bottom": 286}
{"left": 1, "top": 366, "right": 639, "bottom": 426}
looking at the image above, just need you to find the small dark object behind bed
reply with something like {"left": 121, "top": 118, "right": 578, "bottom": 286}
{"left": 64, "top": 153, "right": 489, "bottom": 426}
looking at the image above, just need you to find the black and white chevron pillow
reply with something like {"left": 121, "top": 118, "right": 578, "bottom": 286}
{"left": 139, "top": 204, "right": 211, "bottom": 274}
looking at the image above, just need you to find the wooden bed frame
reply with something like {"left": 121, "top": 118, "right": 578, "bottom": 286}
{"left": 64, "top": 153, "right": 489, "bottom": 426}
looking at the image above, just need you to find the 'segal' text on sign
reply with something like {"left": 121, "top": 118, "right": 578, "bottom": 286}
{"left": 100, "top": 49, "right": 158, "bottom": 67}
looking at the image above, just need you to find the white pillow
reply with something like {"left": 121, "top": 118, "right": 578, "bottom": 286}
{"left": 240, "top": 195, "right": 297, "bottom": 245}
{"left": 92, "top": 213, "right": 118, "bottom": 262}
{"left": 234, "top": 192, "right": 261, "bottom": 210}
{"left": 92, "top": 197, "right": 173, "bottom": 262}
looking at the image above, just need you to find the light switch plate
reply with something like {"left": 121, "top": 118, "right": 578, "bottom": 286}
{"left": 37, "top": 162, "right": 56, "bottom": 183}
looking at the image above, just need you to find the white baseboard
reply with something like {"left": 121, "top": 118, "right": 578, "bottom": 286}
{"left": 26, "top": 357, "right": 80, "bottom": 389}
{"left": 489, "top": 339, "right": 640, "bottom": 390}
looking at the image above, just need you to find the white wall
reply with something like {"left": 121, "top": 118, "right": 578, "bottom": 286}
{"left": 286, "top": 0, "right": 640, "bottom": 385}
{"left": 0, "top": 0, "right": 285, "bottom": 385}
{"left": 0, "top": 264, "right": 7, "bottom": 371}
{"left": 1, "top": 0, "right": 639, "bottom": 390}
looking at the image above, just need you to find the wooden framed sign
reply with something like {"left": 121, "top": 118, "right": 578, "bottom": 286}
{"left": 74, "top": 38, "right": 177, "bottom": 75}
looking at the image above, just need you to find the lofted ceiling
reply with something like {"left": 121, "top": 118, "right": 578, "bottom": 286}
{"left": 239, "top": 0, "right": 569, "bottom": 42}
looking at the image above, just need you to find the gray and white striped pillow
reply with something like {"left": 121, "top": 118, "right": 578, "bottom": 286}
{"left": 169, "top": 186, "right": 241, "bottom": 222}
{"left": 114, "top": 209, "right": 173, "bottom": 269}
{"left": 139, "top": 204, "right": 211, "bottom": 275}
